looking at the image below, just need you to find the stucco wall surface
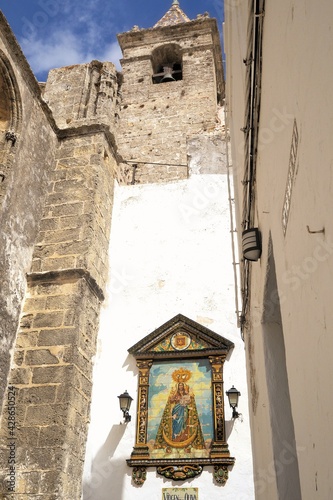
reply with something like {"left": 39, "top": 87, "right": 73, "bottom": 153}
{"left": 225, "top": 1, "right": 333, "bottom": 499}
{"left": 83, "top": 175, "right": 254, "bottom": 500}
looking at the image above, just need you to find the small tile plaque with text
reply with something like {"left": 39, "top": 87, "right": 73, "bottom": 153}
{"left": 162, "top": 488, "right": 198, "bottom": 500}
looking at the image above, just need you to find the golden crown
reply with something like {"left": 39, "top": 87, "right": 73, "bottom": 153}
{"left": 171, "top": 368, "right": 191, "bottom": 383}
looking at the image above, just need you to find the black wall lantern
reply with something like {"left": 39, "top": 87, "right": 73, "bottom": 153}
{"left": 226, "top": 386, "right": 241, "bottom": 419}
{"left": 118, "top": 390, "right": 133, "bottom": 422}
{"left": 242, "top": 228, "right": 262, "bottom": 261}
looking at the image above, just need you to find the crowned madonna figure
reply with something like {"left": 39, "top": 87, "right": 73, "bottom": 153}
{"left": 154, "top": 368, "right": 207, "bottom": 455}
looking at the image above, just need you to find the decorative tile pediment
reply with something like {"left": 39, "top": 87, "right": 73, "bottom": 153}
{"left": 128, "top": 314, "right": 234, "bottom": 359}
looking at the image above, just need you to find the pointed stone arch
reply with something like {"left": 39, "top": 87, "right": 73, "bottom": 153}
{"left": 0, "top": 49, "right": 22, "bottom": 203}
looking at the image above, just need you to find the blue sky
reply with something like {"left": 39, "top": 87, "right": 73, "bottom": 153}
{"left": 0, "top": 0, "right": 224, "bottom": 82}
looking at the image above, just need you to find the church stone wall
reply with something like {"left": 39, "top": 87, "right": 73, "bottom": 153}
{"left": 0, "top": 15, "right": 59, "bottom": 416}
{"left": 0, "top": 124, "right": 117, "bottom": 497}
{"left": 3, "top": 277, "right": 101, "bottom": 498}
{"left": 0, "top": 14, "right": 121, "bottom": 498}
{"left": 30, "top": 132, "right": 116, "bottom": 292}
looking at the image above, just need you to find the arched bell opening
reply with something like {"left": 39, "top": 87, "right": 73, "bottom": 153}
{"left": 151, "top": 43, "right": 183, "bottom": 84}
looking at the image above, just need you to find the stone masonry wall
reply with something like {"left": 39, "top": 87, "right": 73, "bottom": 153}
{"left": 0, "top": 277, "right": 101, "bottom": 499}
{"left": 0, "top": 18, "right": 59, "bottom": 417}
{"left": 0, "top": 128, "right": 117, "bottom": 498}
{"left": 30, "top": 132, "right": 115, "bottom": 292}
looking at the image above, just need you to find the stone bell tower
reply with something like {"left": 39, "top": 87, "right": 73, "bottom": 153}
{"left": 116, "top": 0, "right": 224, "bottom": 184}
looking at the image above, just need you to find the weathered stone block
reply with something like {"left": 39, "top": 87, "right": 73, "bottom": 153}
{"left": 51, "top": 169, "right": 67, "bottom": 182}
{"left": 15, "top": 332, "right": 39, "bottom": 349}
{"left": 32, "top": 244, "right": 56, "bottom": 260}
{"left": 58, "top": 214, "right": 87, "bottom": 230}
{"left": 38, "top": 425, "right": 66, "bottom": 448}
{"left": 74, "top": 145, "right": 95, "bottom": 157}
{"left": 39, "top": 227, "right": 82, "bottom": 244}
{"left": 10, "top": 367, "right": 31, "bottom": 385}
{"left": 42, "top": 255, "right": 76, "bottom": 272}
{"left": 70, "top": 388, "right": 90, "bottom": 416}
{"left": 14, "top": 350, "right": 24, "bottom": 366}
{"left": 30, "top": 259, "right": 42, "bottom": 273}
{"left": 39, "top": 470, "right": 63, "bottom": 494}
{"left": 32, "top": 365, "right": 73, "bottom": 384}
{"left": 37, "top": 327, "right": 77, "bottom": 347}
{"left": 20, "top": 471, "right": 40, "bottom": 494}
{"left": 20, "top": 385, "right": 57, "bottom": 404}
{"left": 0, "top": 404, "right": 26, "bottom": 433}
{"left": 55, "top": 239, "right": 90, "bottom": 257}
{"left": 50, "top": 201, "right": 84, "bottom": 217}
{"left": 45, "top": 294, "right": 77, "bottom": 310}
{"left": 73, "top": 368, "right": 92, "bottom": 399}
{"left": 24, "top": 447, "right": 63, "bottom": 470}
{"left": 24, "top": 348, "right": 62, "bottom": 366}
{"left": 63, "top": 309, "right": 76, "bottom": 327}
{"left": 54, "top": 380, "right": 73, "bottom": 403}
{"left": 57, "top": 157, "right": 90, "bottom": 168}
{"left": 25, "top": 403, "right": 69, "bottom": 426}
{"left": 23, "top": 297, "right": 47, "bottom": 312}
{"left": 34, "top": 281, "right": 78, "bottom": 297}
{"left": 33, "top": 311, "right": 64, "bottom": 329}
{"left": 55, "top": 147, "right": 75, "bottom": 159}
{"left": 14, "top": 426, "right": 40, "bottom": 447}
{"left": 53, "top": 178, "right": 89, "bottom": 193}
{"left": 46, "top": 190, "right": 91, "bottom": 207}
{"left": 20, "top": 314, "right": 33, "bottom": 329}
{"left": 67, "top": 405, "right": 89, "bottom": 434}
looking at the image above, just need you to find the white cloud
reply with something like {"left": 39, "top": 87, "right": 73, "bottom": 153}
{"left": 21, "top": 29, "right": 122, "bottom": 78}
{"left": 97, "top": 42, "right": 122, "bottom": 69}
{"left": 19, "top": 0, "right": 124, "bottom": 78}
{"left": 21, "top": 31, "right": 84, "bottom": 74}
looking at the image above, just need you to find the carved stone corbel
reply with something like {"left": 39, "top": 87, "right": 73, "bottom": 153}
{"left": 132, "top": 466, "right": 147, "bottom": 486}
{"left": 213, "top": 464, "right": 229, "bottom": 485}
{"left": 5, "top": 131, "right": 17, "bottom": 145}
{"left": 157, "top": 464, "right": 203, "bottom": 481}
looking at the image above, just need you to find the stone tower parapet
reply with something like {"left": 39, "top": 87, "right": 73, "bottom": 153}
{"left": 44, "top": 60, "right": 120, "bottom": 129}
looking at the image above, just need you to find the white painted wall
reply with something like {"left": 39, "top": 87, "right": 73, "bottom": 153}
{"left": 83, "top": 174, "right": 254, "bottom": 499}
{"left": 224, "top": 2, "right": 333, "bottom": 499}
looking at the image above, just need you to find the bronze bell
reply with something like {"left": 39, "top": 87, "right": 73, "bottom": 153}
{"left": 161, "top": 66, "right": 175, "bottom": 82}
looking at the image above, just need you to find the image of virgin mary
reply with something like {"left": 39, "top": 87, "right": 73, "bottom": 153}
{"left": 154, "top": 369, "right": 206, "bottom": 454}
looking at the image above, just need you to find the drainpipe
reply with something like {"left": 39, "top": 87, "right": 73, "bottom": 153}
{"left": 240, "top": 0, "right": 265, "bottom": 334}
